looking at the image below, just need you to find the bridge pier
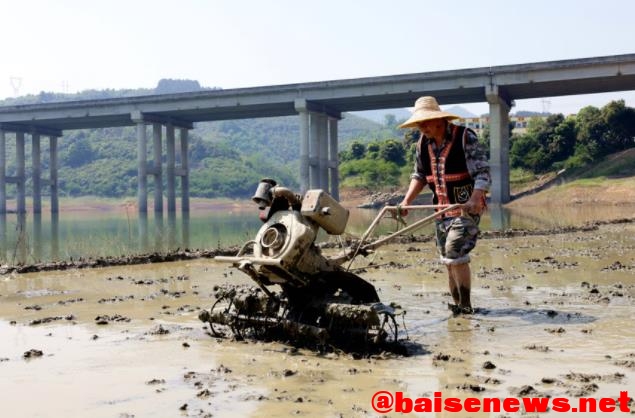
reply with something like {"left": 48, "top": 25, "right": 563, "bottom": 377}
{"left": 131, "top": 112, "right": 192, "bottom": 215}
{"left": 152, "top": 124, "right": 163, "bottom": 214}
{"left": 0, "top": 126, "right": 61, "bottom": 214}
{"left": 179, "top": 128, "right": 189, "bottom": 213}
{"left": 294, "top": 100, "right": 341, "bottom": 199}
{"left": 317, "top": 113, "right": 329, "bottom": 190}
{"left": 297, "top": 106, "right": 310, "bottom": 194}
{"left": 16, "top": 132, "right": 26, "bottom": 213}
{"left": 328, "top": 116, "right": 340, "bottom": 201}
{"left": 136, "top": 121, "right": 148, "bottom": 213}
{"left": 32, "top": 133, "right": 41, "bottom": 213}
{"left": 308, "top": 110, "right": 320, "bottom": 189}
{"left": 166, "top": 124, "right": 176, "bottom": 213}
{"left": 0, "top": 130, "right": 6, "bottom": 214}
{"left": 486, "top": 85, "right": 512, "bottom": 204}
{"left": 50, "top": 135, "right": 59, "bottom": 213}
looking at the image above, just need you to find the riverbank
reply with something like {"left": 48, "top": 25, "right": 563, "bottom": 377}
{"left": 340, "top": 174, "right": 635, "bottom": 209}
{"left": 2, "top": 196, "right": 255, "bottom": 214}
{"left": 3, "top": 170, "right": 634, "bottom": 214}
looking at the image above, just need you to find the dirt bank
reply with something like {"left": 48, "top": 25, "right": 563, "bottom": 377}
{"left": 507, "top": 176, "right": 635, "bottom": 208}
{"left": 340, "top": 175, "right": 635, "bottom": 210}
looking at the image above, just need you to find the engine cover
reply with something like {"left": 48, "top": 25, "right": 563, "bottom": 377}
{"left": 253, "top": 211, "right": 317, "bottom": 269}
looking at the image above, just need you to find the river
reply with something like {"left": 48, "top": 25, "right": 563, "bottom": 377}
{"left": 1, "top": 201, "right": 634, "bottom": 265}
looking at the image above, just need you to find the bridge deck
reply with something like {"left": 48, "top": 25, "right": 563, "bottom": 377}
{"left": 1, "top": 54, "right": 634, "bottom": 132}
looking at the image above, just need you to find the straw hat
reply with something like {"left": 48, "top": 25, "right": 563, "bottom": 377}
{"left": 398, "top": 96, "right": 459, "bottom": 129}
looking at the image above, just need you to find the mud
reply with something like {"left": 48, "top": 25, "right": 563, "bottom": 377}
{"left": 0, "top": 247, "right": 239, "bottom": 275}
{"left": 0, "top": 222, "right": 634, "bottom": 417}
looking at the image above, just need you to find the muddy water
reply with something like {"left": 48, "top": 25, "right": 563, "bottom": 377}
{"left": 1, "top": 224, "right": 635, "bottom": 417}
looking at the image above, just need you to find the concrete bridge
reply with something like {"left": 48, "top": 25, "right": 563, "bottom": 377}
{"left": 0, "top": 53, "right": 634, "bottom": 214}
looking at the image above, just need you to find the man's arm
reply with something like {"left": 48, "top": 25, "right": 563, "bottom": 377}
{"left": 463, "top": 129, "right": 491, "bottom": 215}
{"left": 399, "top": 177, "right": 426, "bottom": 216}
{"left": 399, "top": 139, "right": 427, "bottom": 216}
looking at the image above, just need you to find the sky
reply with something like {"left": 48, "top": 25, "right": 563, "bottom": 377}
{"left": 1, "top": 0, "right": 634, "bottom": 116}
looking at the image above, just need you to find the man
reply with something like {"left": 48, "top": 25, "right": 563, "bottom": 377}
{"left": 398, "top": 96, "right": 491, "bottom": 315}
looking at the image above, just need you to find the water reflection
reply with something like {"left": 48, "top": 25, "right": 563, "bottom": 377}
{"left": 0, "top": 200, "right": 632, "bottom": 265}
{"left": 0, "top": 208, "right": 261, "bottom": 265}
{"left": 136, "top": 212, "right": 191, "bottom": 254}
{"left": 487, "top": 204, "right": 511, "bottom": 231}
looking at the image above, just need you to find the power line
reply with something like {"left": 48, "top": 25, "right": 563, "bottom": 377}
{"left": 9, "top": 76, "right": 23, "bottom": 97}
{"left": 541, "top": 98, "right": 551, "bottom": 114}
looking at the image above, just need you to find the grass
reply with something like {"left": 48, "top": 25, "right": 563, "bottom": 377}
{"left": 566, "top": 148, "right": 635, "bottom": 179}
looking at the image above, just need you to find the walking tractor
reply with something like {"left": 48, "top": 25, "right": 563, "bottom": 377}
{"left": 199, "top": 179, "right": 460, "bottom": 352}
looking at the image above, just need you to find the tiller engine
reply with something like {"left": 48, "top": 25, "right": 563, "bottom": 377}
{"left": 198, "top": 179, "right": 401, "bottom": 352}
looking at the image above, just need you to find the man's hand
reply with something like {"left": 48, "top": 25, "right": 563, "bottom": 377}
{"left": 463, "top": 189, "right": 486, "bottom": 215}
{"left": 399, "top": 178, "right": 425, "bottom": 218}
{"left": 397, "top": 201, "right": 409, "bottom": 217}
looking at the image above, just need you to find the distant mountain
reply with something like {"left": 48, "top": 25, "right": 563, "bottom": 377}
{"left": 350, "top": 108, "right": 411, "bottom": 124}
{"left": 353, "top": 105, "right": 479, "bottom": 123}
{"left": 513, "top": 110, "right": 552, "bottom": 117}
{"left": 0, "top": 79, "right": 219, "bottom": 106}
{"left": 444, "top": 105, "right": 477, "bottom": 118}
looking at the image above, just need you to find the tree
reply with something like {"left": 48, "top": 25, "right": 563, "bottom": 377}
{"left": 547, "top": 116, "right": 576, "bottom": 163}
{"left": 383, "top": 114, "right": 397, "bottom": 128}
{"left": 510, "top": 133, "right": 546, "bottom": 171}
{"left": 349, "top": 140, "right": 366, "bottom": 159}
{"left": 379, "top": 139, "right": 405, "bottom": 165}
{"left": 366, "top": 142, "right": 380, "bottom": 159}
{"left": 509, "top": 114, "right": 576, "bottom": 172}
{"left": 64, "top": 139, "right": 95, "bottom": 168}
{"left": 601, "top": 100, "right": 635, "bottom": 152}
{"left": 402, "top": 128, "right": 420, "bottom": 148}
{"left": 575, "top": 106, "right": 605, "bottom": 159}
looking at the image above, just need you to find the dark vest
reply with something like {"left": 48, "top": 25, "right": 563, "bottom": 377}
{"left": 416, "top": 124, "right": 474, "bottom": 217}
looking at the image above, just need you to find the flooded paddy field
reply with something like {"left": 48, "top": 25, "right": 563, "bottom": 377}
{"left": 1, "top": 221, "right": 635, "bottom": 417}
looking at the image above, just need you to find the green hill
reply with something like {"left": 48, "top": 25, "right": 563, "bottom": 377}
{"left": 567, "top": 147, "right": 635, "bottom": 178}
{"left": 510, "top": 148, "right": 635, "bottom": 206}
{"left": 0, "top": 82, "right": 399, "bottom": 199}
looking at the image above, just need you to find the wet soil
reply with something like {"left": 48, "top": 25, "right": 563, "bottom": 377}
{"left": 1, "top": 222, "right": 635, "bottom": 417}
{"left": 0, "top": 247, "right": 240, "bottom": 275}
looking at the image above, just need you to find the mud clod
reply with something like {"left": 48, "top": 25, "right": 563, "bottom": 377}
{"left": 23, "top": 349, "right": 43, "bottom": 359}
{"left": 149, "top": 324, "right": 170, "bottom": 335}
{"left": 482, "top": 361, "right": 497, "bottom": 370}
{"left": 545, "top": 327, "right": 566, "bottom": 334}
{"left": 146, "top": 379, "right": 165, "bottom": 385}
{"left": 514, "top": 385, "right": 540, "bottom": 397}
{"left": 456, "top": 383, "right": 485, "bottom": 393}
{"left": 94, "top": 314, "right": 131, "bottom": 325}
{"left": 215, "top": 365, "right": 232, "bottom": 374}
{"left": 29, "top": 315, "right": 75, "bottom": 326}
{"left": 197, "top": 389, "right": 212, "bottom": 398}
